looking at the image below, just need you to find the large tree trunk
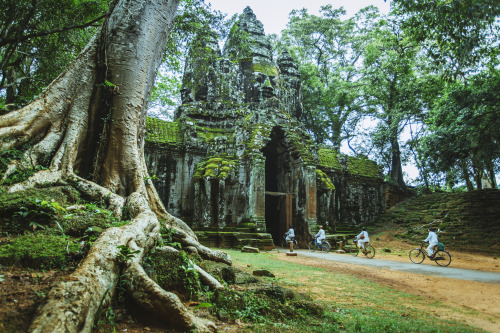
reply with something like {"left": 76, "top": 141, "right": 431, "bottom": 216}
{"left": 389, "top": 133, "right": 406, "bottom": 188}
{"left": 0, "top": 0, "right": 229, "bottom": 332}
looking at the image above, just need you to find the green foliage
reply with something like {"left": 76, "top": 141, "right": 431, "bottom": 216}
{"left": 391, "top": 0, "right": 500, "bottom": 78}
{"left": 0, "top": 0, "right": 109, "bottom": 107}
{"left": 158, "top": 225, "right": 181, "bottom": 248}
{"left": 282, "top": 5, "right": 380, "bottom": 149}
{"left": 361, "top": 18, "right": 425, "bottom": 187}
{"left": 421, "top": 69, "right": 500, "bottom": 189}
{"left": 116, "top": 245, "right": 140, "bottom": 263}
{"left": 0, "top": 234, "right": 80, "bottom": 269}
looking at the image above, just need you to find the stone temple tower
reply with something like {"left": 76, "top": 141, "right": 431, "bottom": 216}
{"left": 145, "top": 7, "right": 386, "bottom": 249}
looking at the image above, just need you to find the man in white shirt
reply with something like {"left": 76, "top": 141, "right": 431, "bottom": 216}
{"left": 285, "top": 227, "right": 295, "bottom": 243}
{"left": 315, "top": 225, "right": 325, "bottom": 244}
{"left": 355, "top": 227, "right": 369, "bottom": 250}
{"left": 423, "top": 227, "right": 439, "bottom": 259}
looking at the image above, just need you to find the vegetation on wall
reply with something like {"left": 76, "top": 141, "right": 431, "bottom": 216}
{"left": 319, "top": 148, "right": 381, "bottom": 178}
{"left": 145, "top": 117, "right": 182, "bottom": 146}
{"left": 193, "top": 155, "right": 239, "bottom": 181}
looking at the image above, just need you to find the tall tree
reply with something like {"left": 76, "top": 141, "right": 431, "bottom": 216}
{"left": 0, "top": 0, "right": 228, "bottom": 331}
{"left": 362, "top": 19, "right": 424, "bottom": 188}
{"left": 422, "top": 70, "right": 500, "bottom": 190}
{"left": 390, "top": 0, "right": 500, "bottom": 189}
{"left": 282, "top": 5, "right": 379, "bottom": 150}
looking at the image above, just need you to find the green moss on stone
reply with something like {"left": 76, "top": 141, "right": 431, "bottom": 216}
{"left": 0, "top": 234, "right": 80, "bottom": 269}
{"left": 319, "top": 149, "right": 381, "bottom": 178}
{"left": 251, "top": 62, "right": 280, "bottom": 77}
{"left": 316, "top": 169, "right": 335, "bottom": 191}
{"left": 145, "top": 117, "right": 182, "bottom": 146}
{"left": 193, "top": 155, "right": 239, "bottom": 181}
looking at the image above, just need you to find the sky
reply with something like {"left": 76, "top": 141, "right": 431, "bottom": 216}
{"left": 206, "top": 0, "right": 392, "bottom": 35}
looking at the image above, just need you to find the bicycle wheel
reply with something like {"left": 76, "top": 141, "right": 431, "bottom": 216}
{"left": 364, "top": 245, "right": 375, "bottom": 259}
{"left": 409, "top": 249, "right": 424, "bottom": 264}
{"left": 434, "top": 250, "right": 451, "bottom": 267}
{"left": 321, "top": 241, "right": 331, "bottom": 253}
{"left": 308, "top": 241, "right": 316, "bottom": 252}
{"left": 349, "top": 245, "right": 359, "bottom": 257}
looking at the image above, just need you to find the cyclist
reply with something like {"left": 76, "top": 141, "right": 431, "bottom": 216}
{"left": 354, "top": 227, "right": 369, "bottom": 251}
{"left": 285, "top": 227, "right": 295, "bottom": 243}
{"left": 423, "top": 227, "right": 439, "bottom": 259}
{"left": 315, "top": 225, "right": 326, "bottom": 245}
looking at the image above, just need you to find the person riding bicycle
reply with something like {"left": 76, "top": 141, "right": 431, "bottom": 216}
{"left": 285, "top": 227, "right": 295, "bottom": 243}
{"left": 354, "top": 227, "right": 369, "bottom": 250}
{"left": 315, "top": 225, "right": 326, "bottom": 244}
{"left": 423, "top": 227, "right": 439, "bottom": 259}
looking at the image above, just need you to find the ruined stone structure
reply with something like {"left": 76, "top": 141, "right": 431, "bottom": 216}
{"left": 145, "top": 7, "right": 387, "bottom": 249}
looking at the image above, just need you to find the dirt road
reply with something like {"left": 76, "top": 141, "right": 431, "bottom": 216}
{"left": 294, "top": 249, "right": 500, "bottom": 283}
{"left": 276, "top": 248, "right": 500, "bottom": 333}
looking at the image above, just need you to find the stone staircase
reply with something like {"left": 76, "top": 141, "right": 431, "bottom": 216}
{"left": 326, "top": 226, "right": 358, "bottom": 250}
{"left": 195, "top": 227, "right": 274, "bottom": 251}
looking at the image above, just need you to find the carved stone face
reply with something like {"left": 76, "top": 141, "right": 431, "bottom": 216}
{"left": 249, "top": 62, "right": 280, "bottom": 101}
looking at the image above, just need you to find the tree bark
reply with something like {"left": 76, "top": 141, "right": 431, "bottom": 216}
{"left": 389, "top": 133, "right": 406, "bottom": 188}
{"left": 0, "top": 0, "right": 229, "bottom": 331}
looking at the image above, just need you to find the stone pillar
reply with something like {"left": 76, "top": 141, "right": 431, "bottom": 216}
{"left": 304, "top": 165, "right": 318, "bottom": 233}
{"left": 202, "top": 179, "right": 212, "bottom": 227}
{"left": 247, "top": 156, "right": 266, "bottom": 232}
{"left": 218, "top": 180, "right": 226, "bottom": 229}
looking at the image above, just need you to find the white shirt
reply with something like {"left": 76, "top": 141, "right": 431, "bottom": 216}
{"left": 315, "top": 229, "right": 325, "bottom": 239}
{"left": 356, "top": 231, "right": 369, "bottom": 242}
{"left": 424, "top": 231, "right": 438, "bottom": 244}
{"left": 285, "top": 228, "right": 295, "bottom": 239}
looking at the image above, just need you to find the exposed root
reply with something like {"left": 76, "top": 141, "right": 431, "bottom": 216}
{"left": 8, "top": 169, "right": 65, "bottom": 193}
{"left": 156, "top": 246, "right": 224, "bottom": 290}
{"left": 173, "top": 228, "right": 232, "bottom": 265}
{"left": 125, "top": 261, "right": 216, "bottom": 332}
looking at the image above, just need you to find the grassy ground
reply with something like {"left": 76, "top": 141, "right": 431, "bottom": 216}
{"left": 225, "top": 249, "right": 489, "bottom": 333}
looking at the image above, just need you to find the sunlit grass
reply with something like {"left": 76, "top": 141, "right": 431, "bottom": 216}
{"left": 223, "top": 249, "right": 487, "bottom": 333}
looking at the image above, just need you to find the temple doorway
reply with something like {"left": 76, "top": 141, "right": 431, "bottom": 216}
{"left": 262, "top": 127, "right": 292, "bottom": 245}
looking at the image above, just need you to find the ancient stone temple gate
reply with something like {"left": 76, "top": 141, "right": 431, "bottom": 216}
{"left": 145, "top": 7, "right": 387, "bottom": 249}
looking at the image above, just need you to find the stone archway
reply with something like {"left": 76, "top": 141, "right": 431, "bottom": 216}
{"left": 262, "top": 127, "right": 292, "bottom": 245}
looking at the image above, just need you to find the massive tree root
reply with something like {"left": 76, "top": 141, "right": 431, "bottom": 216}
{"left": 0, "top": 0, "right": 230, "bottom": 332}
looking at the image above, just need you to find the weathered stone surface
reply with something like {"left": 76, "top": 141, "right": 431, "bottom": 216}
{"left": 144, "top": 7, "right": 392, "bottom": 250}
{"left": 252, "top": 269, "right": 275, "bottom": 278}
{"left": 241, "top": 246, "right": 260, "bottom": 253}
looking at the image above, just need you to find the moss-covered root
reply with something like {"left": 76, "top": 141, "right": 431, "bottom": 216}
{"left": 125, "top": 261, "right": 216, "bottom": 332}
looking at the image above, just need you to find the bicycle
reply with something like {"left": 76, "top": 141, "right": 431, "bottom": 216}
{"left": 280, "top": 234, "right": 299, "bottom": 249}
{"left": 308, "top": 237, "right": 331, "bottom": 253}
{"left": 409, "top": 242, "right": 451, "bottom": 267}
{"left": 349, "top": 239, "right": 375, "bottom": 258}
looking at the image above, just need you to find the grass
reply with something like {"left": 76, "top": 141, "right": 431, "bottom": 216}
{"left": 224, "top": 249, "right": 486, "bottom": 333}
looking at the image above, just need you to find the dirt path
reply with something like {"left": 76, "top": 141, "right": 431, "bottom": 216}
{"left": 275, "top": 248, "right": 500, "bottom": 333}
